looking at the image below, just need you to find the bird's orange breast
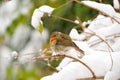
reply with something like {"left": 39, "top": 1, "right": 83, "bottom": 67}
{"left": 50, "top": 35, "right": 57, "bottom": 46}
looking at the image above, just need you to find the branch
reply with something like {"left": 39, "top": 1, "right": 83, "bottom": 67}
{"left": 56, "top": 0, "right": 74, "bottom": 9}
{"left": 86, "top": 29, "right": 114, "bottom": 71}
{"left": 51, "top": 15, "right": 76, "bottom": 24}
{"left": 74, "top": 0, "right": 120, "bottom": 24}
{"left": 76, "top": 17, "right": 86, "bottom": 31}
{"left": 32, "top": 54, "right": 96, "bottom": 78}
{"left": 77, "top": 76, "right": 104, "bottom": 80}
{"left": 87, "top": 32, "right": 120, "bottom": 47}
{"left": 87, "top": 29, "right": 114, "bottom": 52}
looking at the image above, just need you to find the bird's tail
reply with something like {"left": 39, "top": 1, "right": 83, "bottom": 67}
{"left": 73, "top": 42, "right": 85, "bottom": 57}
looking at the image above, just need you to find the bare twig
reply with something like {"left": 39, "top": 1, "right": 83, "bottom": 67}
{"left": 86, "top": 29, "right": 114, "bottom": 72}
{"left": 106, "top": 32, "right": 120, "bottom": 38}
{"left": 18, "top": 48, "right": 50, "bottom": 57}
{"left": 77, "top": 76, "right": 104, "bottom": 80}
{"left": 86, "top": 32, "right": 120, "bottom": 47}
{"left": 38, "top": 60, "right": 58, "bottom": 72}
{"left": 76, "top": 17, "right": 86, "bottom": 31}
{"left": 56, "top": 0, "right": 74, "bottom": 9}
{"left": 89, "top": 40, "right": 103, "bottom": 47}
{"left": 74, "top": 0, "right": 120, "bottom": 24}
{"left": 51, "top": 15, "right": 76, "bottom": 24}
{"left": 108, "top": 48, "right": 113, "bottom": 71}
{"left": 87, "top": 29, "right": 114, "bottom": 52}
{"left": 3, "top": 0, "right": 11, "bottom": 2}
{"left": 32, "top": 54, "right": 96, "bottom": 78}
{"left": 98, "top": 0, "right": 102, "bottom": 3}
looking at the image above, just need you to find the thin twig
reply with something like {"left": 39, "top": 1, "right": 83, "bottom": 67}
{"left": 18, "top": 48, "right": 50, "bottom": 57}
{"left": 85, "top": 32, "right": 120, "bottom": 47}
{"left": 106, "top": 32, "right": 120, "bottom": 38}
{"left": 89, "top": 40, "right": 103, "bottom": 47}
{"left": 38, "top": 60, "right": 58, "bottom": 72}
{"left": 108, "top": 48, "right": 113, "bottom": 71}
{"left": 74, "top": 0, "right": 120, "bottom": 24}
{"left": 3, "top": 0, "right": 11, "bottom": 2}
{"left": 87, "top": 29, "right": 114, "bottom": 52}
{"left": 51, "top": 15, "right": 76, "bottom": 24}
{"left": 32, "top": 54, "right": 96, "bottom": 78}
{"left": 56, "top": 0, "right": 74, "bottom": 9}
{"left": 86, "top": 29, "right": 114, "bottom": 72}
{"left": 77, "top": 76, "right": 104, "bottom": 80}
{"left": 76, "top": 17, "right": 86, "bottom": 31}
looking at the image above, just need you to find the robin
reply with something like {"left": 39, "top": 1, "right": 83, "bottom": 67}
{"left": 49, "top": 32, "right": 84, "bottom": 57}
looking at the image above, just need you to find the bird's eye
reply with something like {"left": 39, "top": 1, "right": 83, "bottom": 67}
{"left": 53, "top": 35, "right": 56, "bottom": 37}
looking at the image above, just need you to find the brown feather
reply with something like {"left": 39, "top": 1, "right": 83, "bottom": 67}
{"left": 50, "top": 32, "right": 84, "bottom": 56}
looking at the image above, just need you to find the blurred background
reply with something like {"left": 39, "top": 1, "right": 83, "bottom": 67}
{"left": 0, "top": 0, "right": 113, "bottom": 80}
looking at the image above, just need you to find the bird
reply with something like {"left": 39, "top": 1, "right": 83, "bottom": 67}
{"left": 49, "top": 32, "right": 84, "bottom": 57}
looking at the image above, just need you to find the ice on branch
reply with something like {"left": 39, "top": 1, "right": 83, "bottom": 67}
{"left": 31, "top": 5, "right": 54, "bottom": 29}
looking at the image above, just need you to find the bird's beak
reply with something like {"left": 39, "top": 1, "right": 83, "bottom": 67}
{"left": 50, "top": 36, "right": 57, "bottom": 46}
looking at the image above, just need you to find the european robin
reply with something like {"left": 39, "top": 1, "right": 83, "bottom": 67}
{"left": 49, "top": 32, "right": 84, "bottom": 57}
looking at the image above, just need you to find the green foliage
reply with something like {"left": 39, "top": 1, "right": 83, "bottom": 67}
{"left": 5, "top": 60, "right": 55, "bottom": 80}
{"left": 49, "top": 59, "right": 61, "bottom": 67}
{"left": 43, "top": 2, "right": 75, "bottom": 34}
{"left": 0, "top": 0, "right": 1, "bottom": 4}
{"left": 6, "top": 65, "right": 13, "bottom": 80}
{"left": 74, "top": 3, "right": 98, "bottom": 21}
{"left": 38, "top": 22, "right": 44, "bottom": 34}
{"left": 15, "top": 65, "right": 36, "bottom": 80}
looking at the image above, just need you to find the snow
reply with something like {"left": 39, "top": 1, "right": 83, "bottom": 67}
{"left": 85, "top": 15, "right": 113, "bottom": 32}
{"left": 74, "top": 20, "right": 79, "bottom": 24}
{"left": 38, "top": 5, "right": 54, "bottom": 15}
{"left": 31, "top": 9, "right": 43, "bottom": 29}
{"left": 41, "top": 1, "right": 120, "bottom": 79}
{"left": 56, "top": 48, "right": 82, "bottom": 71}
{"left": 81, "top": 1, "right": 115, "bottom": 16}
{"left": 113, "top": 0, "right": 120, "bottom": 9}
{"left": 69, "top": 28, "right": 82, "bottom": 40}
{"left": 87, "top": 23, "right": 120, "bottom": 51}
{"left": 31, "top": 5, "right": 54, "bottom": 29}
{"left": 41, "top": 51, "right": 120, "bottom": 80}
